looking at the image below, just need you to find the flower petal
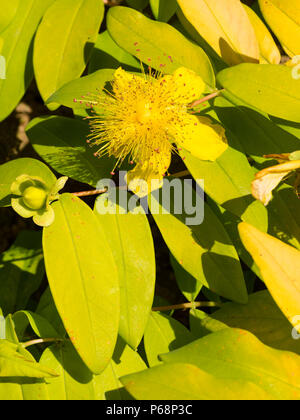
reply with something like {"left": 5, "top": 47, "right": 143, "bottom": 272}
{"left": 11, "top": 197, "right": 36, "bottom": 218}
{"left": 113, "top": 67, "right": 145, "bottom": 98}
{"left": 252, "top": 160, "right": 300, "bottom": 206}
{"left": 11, "top": 175, "right": 35, "bottom": 195}
{"left": 126, "top": 150, "right": 171, "bottom": 197}
{"left": 174, "top": 115, "right": 228, "bottom": 161}
{"left": 33, "top": 206, "right": 55, "bottom": 227}
{"left": 158, "top": 67, "right": 205, "bottom": 105}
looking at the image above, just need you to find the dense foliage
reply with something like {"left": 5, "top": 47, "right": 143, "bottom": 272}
{"left": 0, "top": 0, "right": 300, "bottom": 400}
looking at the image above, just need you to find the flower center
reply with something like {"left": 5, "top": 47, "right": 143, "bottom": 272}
{"left": 23, "top": 186, "right": 47, "bottom": 210}
{"left": 135, "top": 101, "right": 153, "bottom": 123}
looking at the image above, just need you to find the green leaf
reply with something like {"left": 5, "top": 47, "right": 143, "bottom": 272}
{"left": 0, "top": 0, "right": 19, "bottom": 33}
{"left": 36, "top": 288, "right": 66, "bottom": 337}
{"left": 243, "top": 4, "right": 281, "bottom": 64}
{"left": 40, "top": 338, "right": 146, "bottom": 400}
{"left": 47, "top": 68, "right": 114, "bottom": 110}
{"left": 150, "top": 0, "right": 178, "bottom": 22}
{"left": 150, "top": 178, "right": 248, "bottom": 303}
{"left": 144, "top": 312, "right": 194, "bottom": 367}
{"left": 170, "top": 254, "right": 202, "bottom": 302}
{"left": 88, "top": 31, "right": 140, "bottom": 74}
{"left": 0, "top": 340, "right": 58, "bottom": 378}
{"left": 182, "top": 133, "right": 268, "bottom": 231}
{"left": 40, "top": 342, "right": 94, "bottom": 400}
{"left": 190, "top": 290, "right": 300, "bottom": 354}
{"left": 161, "top": 329, "right": 300, "bottom": 400}
{"left": 0, "top": 231, "right": 44, "bottom": 315}
{"left": 27, "top": 116, "right": 114, "bottom": 187}
{"left": 0, "top": 377, "right": 48, "bottom": 400}
{"left": 92, "top": 338, "right": 147, "bottom": 400}
{"left": 126, "top": 0, "right": 148, "bottom": 10}
{"left": 33, "top": 0, "right": 104, "bottom": 103}
{"left": 0, "top": 158, "right": 57, "bottom": 207}
{"left": 189, "top": 308, "right": 227, "bottom": 338}
{"left": 214, "top": 96, "right": 300, "bottom": 158}
{"left": 217, "top": 64, "right": 300, "bottom": 123}
{"left": 267, "top": 184, "right": 300, "bottom": 251}
{"left": 94, "top": 194, "right": 155, "bottom": 349}
{"left": 43, "top": 194, "right": 120, "bottom": 374}
{"left": 107, "top": 6, "right": 215, "bottom": 89}
{"left": 0, "top": 0, "right": 56, "bottom": 121}
{"left": 12, "top": 311, "right": 62, "bottom": 341}
{"left": 121, "top": 362, "right": 274, "bottom": 400}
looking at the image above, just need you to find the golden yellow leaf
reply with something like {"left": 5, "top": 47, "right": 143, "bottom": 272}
{"left": 243, "top": 4, "right": 281, "bottom": 64}
{"left": 252, "top": 160, "right": 300, "bottom": 206}
{"left": 251, "top": 159, "right": 300, "bottom": 206}
{"left": 239, "top": 222, "right": 300, "bottom": 332}
{"left": 177, "top": 0, "right": 259, "bottom": 66}
{"left": 258, "top": 0, "right": 300, "bottom": 57}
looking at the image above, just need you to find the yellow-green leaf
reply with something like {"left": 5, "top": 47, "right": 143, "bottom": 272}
{"left": 243, "top": 4, "right": 281, "bottom": 64}
{"left": 0, "top": 0, "right": 56, "bottom": 122}
{"left": 94, "top": 195, "right": 156, "bottom": 350}
{"left": 107, "top": 6, "right": 215, "bottom": 89}
{"left": 258, "top": 0, "right": 300, "bottom": 57}
{"left": 34, "top": 0, "right": 104, "bottom": 103}
{"left": 177, "top": 0, "right": 259, "bottom": 66}
{"left": 238, "top": 222, "right": 300, "bottom": 332}
{"left": 161, "top": 329, "right": 300, "bottom": 400}
{"left": 121, "top": 362, "right": 274, "bottom": 400}
{"left": 43, "top": 194, "right": 120, "bottom": 374}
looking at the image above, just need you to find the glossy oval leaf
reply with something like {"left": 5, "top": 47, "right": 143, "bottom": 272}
{"left": 182, "top": 114, "right": 268, "bottom": 231}
{"left": 43, "top": 193, "right": 120, "bottom": 374}
{"left": 151, "top": 178, "right": 248, "bottom": 303}
{"left": 47, "top": 68, "right": 114, "bottom": 110}
{"left": 214, "top": 95, "right": 300, "bottom": 158}
{"left": 0, "top": 340, "right": 58, "bottom": 378}
{"left": 258, "top": 0, "right": 300, "bottom": 56}
{"left": 40, "top": 342, "right": 95, "bottom": 400}
{"left": 92, "top": 339, "right": 147, "bottom": 400}
{"left": 0, "top": 0, "right": 56, "bottom": 122}
{"left": 94, "top": 195, "right": 155, "bottom": 349}
{"left": 88, "top": 31, "right": 140, "bottom": 74}
{"left": 40, "top": 339, "right": 146, "bottom": 400}
{"left": 239, "top": 222, "right": 300, "bottom": 333}
{"left": 190, "top": 290, "right": 300, "bottom": 354}
{"left": 217, "top": 63, "right": 300, "bottom": 123}
{"left": 121, "top": 362, "right": 274, "bottom": 400}
{"left": 107, "top": 6, "right": 215, "bottom": 89}
{"left": 0, "top": 231, "right": 44, "bottom": 315}
{"left": 144, "top": 312, "right": 195, "bottom": 367}
{"left": 177, "top": 0, "right": 259, "bottom": 66}
{"left": 149, "top": 0, "right": 178, "bottom": 22}
{"left": 27, "top": 116, "right": 114, "bottom": 187}
{"left": 243, "top": 4, "right": 281, "bottom": 64}
{"left": 34, "top": 0, "right": 104, "bottom": 103}
{"left": 170, "top": 254, "right": 202, "bottom": 302}
{"left": 161, "top": 328, "right": 300, "bottom": 400}
{"left": 0, "top": 0, "right": 19, "bottom": 33}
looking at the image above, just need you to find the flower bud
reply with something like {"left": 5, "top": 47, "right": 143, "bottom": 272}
{"left": 23, "top": 186, "right": 47, "bottom": 210}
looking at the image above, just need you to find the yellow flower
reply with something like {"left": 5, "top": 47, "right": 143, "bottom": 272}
{"left": 87, "top": 67, "right": 227, "bottom": 196}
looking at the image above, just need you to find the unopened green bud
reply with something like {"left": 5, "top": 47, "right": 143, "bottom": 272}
{"left": 23, "top": 186, "right": 47, "bottom": 210}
